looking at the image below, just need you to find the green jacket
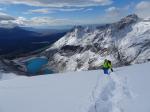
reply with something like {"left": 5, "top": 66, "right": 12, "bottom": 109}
{"left": 103, "top": 60, "right": 112, "bottom": 69}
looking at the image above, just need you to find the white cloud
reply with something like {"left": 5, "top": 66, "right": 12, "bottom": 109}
{"left": 0, "top": 12, "right": 74, "bottom": 27}
{"left": 3, "top": 16, "right": 76, "bottom": 27}
{"left": 26, "top": 7, "right": 92, "bottom": 14}
{"left": 27, "top": 8, "right": 52, "bottom": 14}
{"left": 105, "top": 7, "right": 120, "bottom": 16}
{"left": 0, "top": 12, "right": 18, "bottom": 28}
{"left": 104, "top": 6, "right": 124, "bottom": 21}
{"left": 0, "top": 12, "right": 15, "bottom": 20}
{"left": 135, "top": 1, "right": 150, "bottom": 18}
{"left": 14, "top": 17, "right": 70, "bottom": 26}
{"left": 0, "top": 11, "right": 88, "bottom": 27}
{"left": 0, "top": 0, "right": 113, "bottom": 7}
{"left": 85, "top": 8, "right": 93, "bottom": 11}
{"left": 56, "top": 8, "right": 85, "bottom": 12}
{"left": 136, "top": 1, "right": 150, "bottom": 9}
{"left": 98, "top": 6, "right": 131, "bottom": 23}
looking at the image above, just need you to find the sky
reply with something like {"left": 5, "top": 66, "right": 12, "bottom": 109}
{"left": 0, "top": 0, "right": 150, "bottom": 28}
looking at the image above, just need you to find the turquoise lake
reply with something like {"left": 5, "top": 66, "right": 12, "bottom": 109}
{"left": 25, "top": 57, "right": 53, "bottom": 75}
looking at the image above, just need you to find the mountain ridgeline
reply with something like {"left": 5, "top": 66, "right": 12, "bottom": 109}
{"left": 42, "top": 14, "right": 150, "bottom": 72}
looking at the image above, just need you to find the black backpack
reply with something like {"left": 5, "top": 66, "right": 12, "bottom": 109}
{"left": 107, "top": 60, "right": 111, "bottom": 65}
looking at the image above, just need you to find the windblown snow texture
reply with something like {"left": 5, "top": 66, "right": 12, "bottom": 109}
{"left": 88, "top": 73, "right": 130, "bottom": 112}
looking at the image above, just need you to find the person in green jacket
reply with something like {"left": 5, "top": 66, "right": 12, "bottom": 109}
{"left": 102, "top": 59, "right": 113, "bottom": 75}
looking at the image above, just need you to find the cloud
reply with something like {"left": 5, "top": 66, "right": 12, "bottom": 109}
{"left": 0, "top": 12, "right": 18, "bottom": 28}
{"left": 0, "top": 10, "right": 74, "bottom": 27}
{"left": 0, "top": 0, "right": 113, "bottom": 7}
{"left": 84, "top": 8, "right": 93, "bottom": 11}
{"left": 0, "top": 12, "right": 15, "bottom": 20}
{"left": 97, "top": 6, "right": 131, "bottom": 23}
{"left": 26, "top": 8, "right": 52, "bottom": 14}
{"left": 135, "top": 1, "right": 150, "bottom": 18}
{"left": 56, "top": 8, "right": 85, "bottom": 12}
{"left": 28, "top": 17, "right": 70, "bottom": 26}
{"left": 104, "top": 6, "right": 126, "bottom": 21}
{"left": 136, "top": 1, "right": 150, "bottom": 9}
{"left": 26, "top": 7, "right": 92, "bottom": 14}
{"left": 0, "top": 12, "right": 76, "bottom": 27}
{"left": 105, "top": 7, "right": 120, "bottom": 17}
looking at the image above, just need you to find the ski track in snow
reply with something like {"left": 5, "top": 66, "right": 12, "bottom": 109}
{"left": 87, "top": 72, "right": 131, "bottom": 112}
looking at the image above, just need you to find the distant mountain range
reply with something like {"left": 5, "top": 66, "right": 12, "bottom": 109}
{"left": 21, "top": 27, "right": 71, "bottom": 35}
{"left": 0, "top": 26, "right": 68, "bottom": 58}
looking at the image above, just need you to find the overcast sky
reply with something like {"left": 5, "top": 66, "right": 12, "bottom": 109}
{"left": 0, "top": 0, "right": 149, "bottom": 28}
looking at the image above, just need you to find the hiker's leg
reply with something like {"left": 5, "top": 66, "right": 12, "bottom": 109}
{"left": 103, "top": 68, "right": 109, "bottom": 74}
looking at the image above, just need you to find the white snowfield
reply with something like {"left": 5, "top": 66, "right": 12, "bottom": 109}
{"left": 0, "top": 62, "right": 150, "bottom": 112}
{"left": 0, "top": 72, "right": 18, "bottom": 81}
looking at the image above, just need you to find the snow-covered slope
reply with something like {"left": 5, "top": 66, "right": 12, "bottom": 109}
{"left": 119, "top": 20, "right": 150, "bottom": 63}
{"left": 0, "top": 72, "right": 18, "bottom": 80}
{"left": 43, "top": 14, "right": 150, "bottom": 72}
{"left": 0, "top": 62, "right": 150, "bottom": 112}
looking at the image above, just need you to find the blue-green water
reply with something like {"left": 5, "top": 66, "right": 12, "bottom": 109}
{"left": 25, "top": 57, "right": 53, "bottom": 75}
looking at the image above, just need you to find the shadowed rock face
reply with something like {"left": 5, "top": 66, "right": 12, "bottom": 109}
{"left": 61, "top": 45, "right": 84, "bottom": 52}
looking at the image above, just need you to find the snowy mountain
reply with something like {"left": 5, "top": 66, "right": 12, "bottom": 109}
{"left": 0, "top": 62, "right": 150, "bottom": 112}
{"left": 43, "top": 14, "right": 150, "bottom": 72}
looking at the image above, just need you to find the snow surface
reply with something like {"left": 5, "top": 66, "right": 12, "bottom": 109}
{"left": 0, "top": 72, "right": 18, "bottom": 81}
{"left": 0, "top": 62, "right": 150, "bottom": 112}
